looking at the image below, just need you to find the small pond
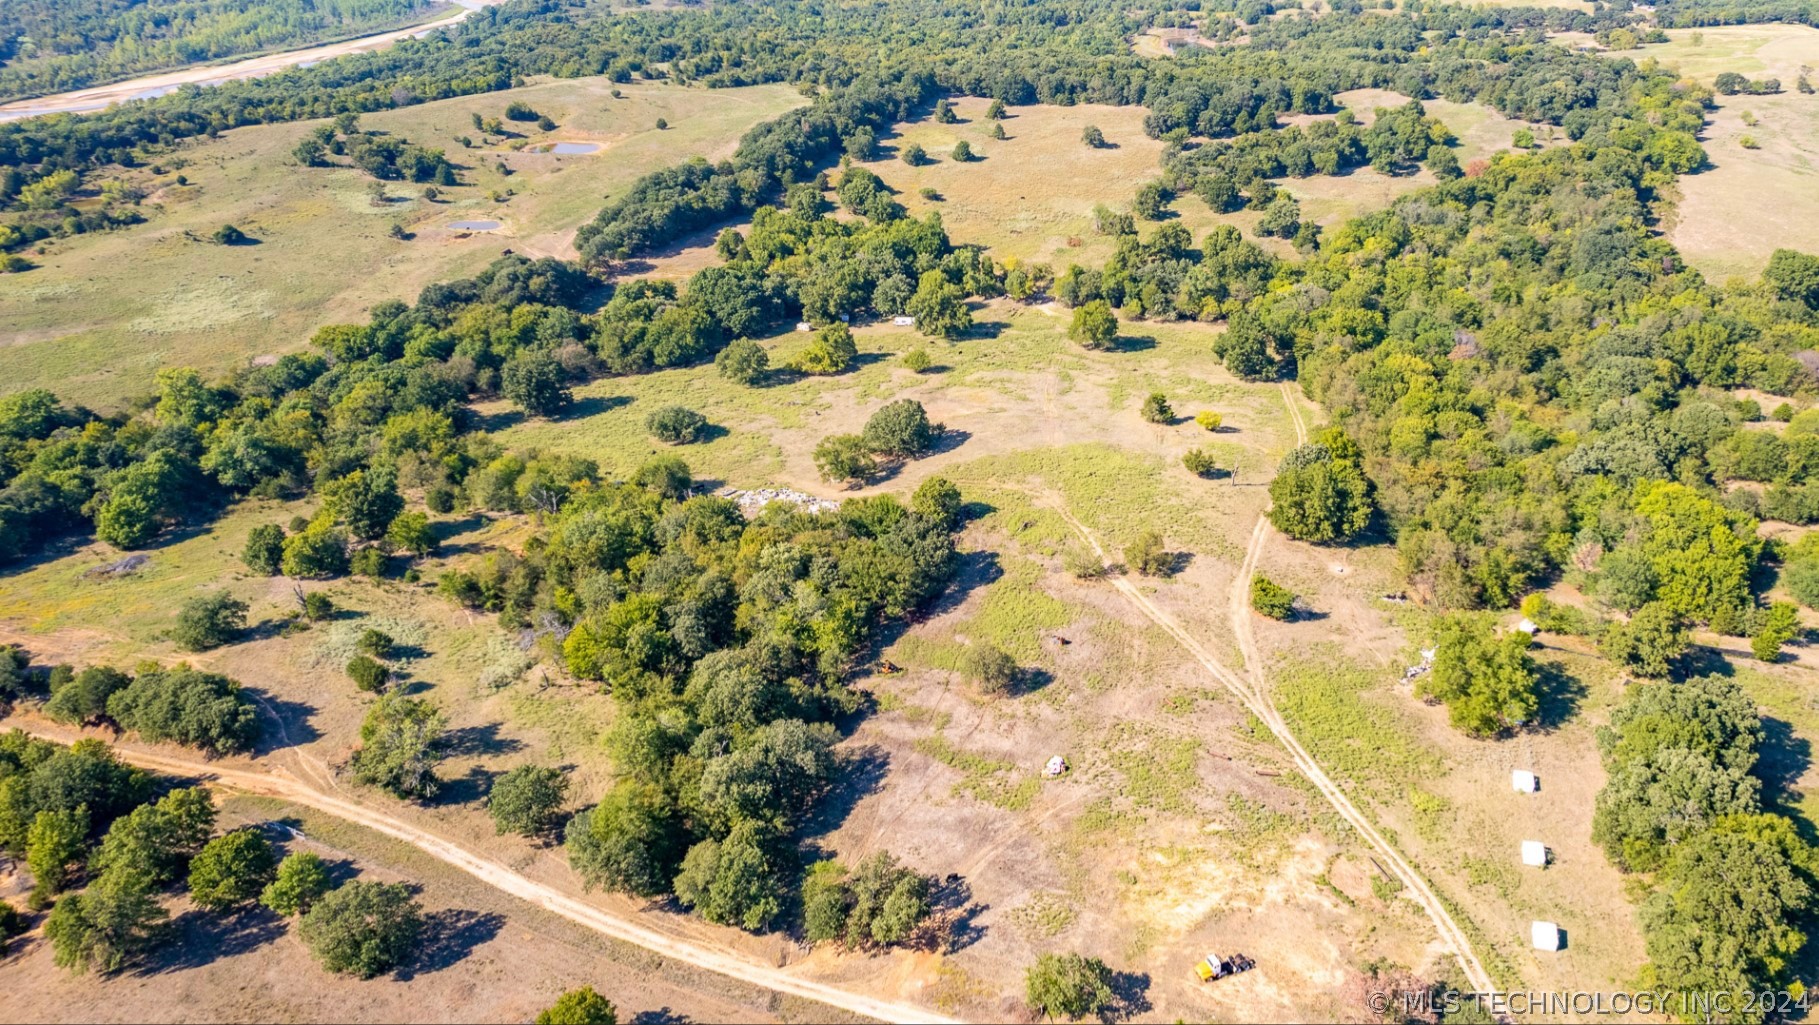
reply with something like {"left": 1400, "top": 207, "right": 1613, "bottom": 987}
{"left": 542, "top": 141, "right": 600, "bottom": 154}
{"left": 449, "top": 219, "right": 502, "bottom": 231}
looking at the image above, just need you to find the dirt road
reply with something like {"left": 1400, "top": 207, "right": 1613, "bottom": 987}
{"left": 4, "top": 716, "right": 956, "bottom": 1025}
{"left": 0, "top": 0, "right": 500, "bottom": 122}
{"left": 1040, "top": 382, "right": 1498, "bottom": 997}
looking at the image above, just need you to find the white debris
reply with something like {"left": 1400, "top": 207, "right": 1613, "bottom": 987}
{"left": 796, "top": 321, "right": 813, "bottom": 332}
{"left": 892, "top": 315, "right": 916, "bottom": 326}
{"left": 1512, "top": 770, "right": 1539, "bottom": 793}
{"left": 1402, "top": 647, "right": 1438, "bottom": 681}
{"left": 1521, "top": 840, "right": 1548, "bottom": 867}
{"left": 1044, "top": 756, "right": 1069, "bottom": 777}
{"left": 718, "top": 486, "right": 840, "bottom": 517}
{"left": 1531, "top": 921, "right": 1562, "bottom": 951}
{"left": 1517, "top": 617, "right": 1538, "bottom": 634}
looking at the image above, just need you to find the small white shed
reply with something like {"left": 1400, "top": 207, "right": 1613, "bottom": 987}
{"left": 1516, "top": 617, "right": 1538, "bottom": 634}
{"left": 795, "top": 321, "right": 813, "bottom": 333}
{"left": 892, "top": 315, "right": 915, "bottom": 327}
{"left": 1512, "top": 770, "right": 1539, "bottom": 793}
{"left": 1521, "top": 840, "right": 1548, "bottom": 867}
{"left": 1531, "top": 920, "right": 1562, "bottom": 951}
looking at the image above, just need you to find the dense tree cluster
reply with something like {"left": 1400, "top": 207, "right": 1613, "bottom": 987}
{"left": 556, "top": 463, "right": 958, "bottom": 932}
{"left": 1592, "top": 677, "right": 1815, "bottom": 1016}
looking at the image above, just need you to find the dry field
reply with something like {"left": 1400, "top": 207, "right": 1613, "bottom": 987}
{"left": 1602, "top": 24, "right": 1819, "bottom": 282}
{"left": 1, "top": 78, "right": 805, "bottom": 409}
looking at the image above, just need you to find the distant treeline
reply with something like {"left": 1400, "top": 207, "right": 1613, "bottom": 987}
{"left": 0, "top": 0, "right": 440, "bottom": 102}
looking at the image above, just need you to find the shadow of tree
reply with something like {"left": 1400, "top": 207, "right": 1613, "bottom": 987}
{"left": 440, "top": 722, "right": 525, "bottom": 758}
{"left": 800, "top": 745, "right": 890, "bottom": 839}
{"left": 561, "top": 394, "right": 632, "bottom": 420}
{"left": 630, "top": 1010, "right": 692, "bottom": 1025}
{"left": 1759, "top": 715, "right": 1813, "bottom": 812}
{"left": 245, "top": 689, "right": 323, "bottom": 754}
{"left": 1530, "top": 660, "right": 1587, "bottom": 732}
{"left": 1101, "top": 969, "right": 1154, "bottom": 1023}
{"left": 141, "top": 906, "right": 287, "bottom": 974}
{"left": 434, "top": 764, "right": 500, "bottom": 808}
{"left": 399, "top": 908, "right": 507, "bottom": 978}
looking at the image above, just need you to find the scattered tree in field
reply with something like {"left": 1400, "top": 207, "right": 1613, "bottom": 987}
{"left": 716, "top": 338, "right": 769, "bottom": 384}
{"left": 902, "top": 142, "right": 927, "bottom": 166}
{"left": 990, "top": 122, "right": 1006, "bottom": 140}
{"left": 1195, "top": 411, "right": 1223, "bottom": 431}
{"left": 863, "top": 399, "right": 937, "bottom": 457}
{"left": 654, "top": 118, "right": 668, "bottom": 130}
{"left": 244, "top": 524, "right": 285, "bottom": 575}
{"left": 901, "top": 347, "right": 932, "bottom": 372}
{"left": 1419, "top": 616, "right": 1539, "bottom": 737}
{"left": 986, "top": 99, "right": 1006, "bottom": 119}
{"left": 537, "top": 987, "right": 619, "bottom": 1025}
{"left": 1140, "top": 392, "right": 1173, "bottom": 424}
{"left": 963, "top": 643, "right": 1017, "bottom": 695}
{"left": 1183, "top": 448, "right": 1217, "bottom": 478}
{"left": 934, "top": 98, "right": 957, "bottom": 123}
{"left": 1133, "top": 181, "right": 1168, "bottom": 220}
{"left": 1267, "top": 432, "right": 1373, "bottom": 543}
{"left": 1082, "top": 125, "right": 1106, "bottom": 148}
{"left": 646, "top": 405, "right": 709, "bottom": 444}
{"left": 1069, "top": 300, "right": 1117, "bottom": 350}
{"left": 795, "top": 323, "right": 857, "bottom": 375}
{"left": 213, "top": 224, "right": 249, "bottom": 245}
{"left": 951, "top": 140, "right": 974, "bottom": 162}
{"left": 800, "top": 852, "right": 934, "bottom": 948}
{"left": 299, "top": 880, "right": 423, "bottom": 978}
{"left": 188, "top": 829, "right": 279, "bottom": 911}
{"left": 346, "top": 655, "right": 388, "bottom": 693}
{"left": 302, "top": 591, "right": 335, "bottom": 622}
{"left": 502, "top": 349, "right": 572, "bottom": 418}
{"left": 1025, "top": 952, "right": 1116, "bottom": 1020}
{"left": 1250, "top": 576, "right": 1296, "bottom": 620}
{"left": 489, "top": 765, "right": 570, "bottom": 836}
{"left": 1126, "top": 529, "right": 1170, "bottom": 577}
{"left": 261, "top": 852, "right": 332, "bottom": 916}
{"left": 815, "top": 434, "right": 876, "bottom": 484}
{"left": 44, "top": 867, "right": 167, "bottom": 975}
{"left": 172, "top": 590, "right": 248, "bottom": 651}
{"left": 350, "top": 693, "right": 445, "bottom": 799}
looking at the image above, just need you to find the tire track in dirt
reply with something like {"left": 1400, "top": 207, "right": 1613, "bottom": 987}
{"left": 1036, "top": 381, "right": 1497, "bottom": 997}
{"left": 4, "top": 716, "right": 959, "bottom": 1025}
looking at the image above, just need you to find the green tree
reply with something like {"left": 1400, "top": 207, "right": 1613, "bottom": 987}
{"left": 1025, "top": 952, "right": 1115, "bottom": 1020}
{"left": 716, "top": 338, "right": 769, "bottom": 384}
{"left": 1601, "top": 602, "right": 1690, "bottom": 679}
{"left": 44, "top": 867, "right": 167, "bottom": 974}
{"left": 171, "top": 590, "right": 248, "bottom": 652}
{"left": 1082, "top": 125, "right": 1106, "bottom": 148}
{"left": 346, "top": 655, "right": 388, "bottom": 692}
{"left": 243, "top": 524, "right": 285, "bottom": 575}
{"left": 815, "top": 434, "right": 876, "bottom": 483}
{"left": 1182, "top": 448, "right": 1217, "bottom": 478}
{"left": 91, "top": 787, "right": 215, "bottom": 885}
{"left": 489, "top": 765, "right": 570, "bottom": 836}
{"left": 566, "top": 781, "right": 687, "bottom": 898}
{"left": 862, "top": 400, "right": 936, "bottom": 458}
{"left": 795, "top": 323, "right": 858, "bottom": 375}
{"left": 1767, "top": 247, "right": 1819, "bottom": 304}
{"left": 1068, "top": 300, "right": 1117, "bottom": 350}
{"left": 27, "top": 805, "right": 89, "bottom": 903}
{"left": 1126, "top": 529, "right": 1170, "bottom": 576}
{"left": 281, "top": 521, "right": 350, "bottom": 578}
{"left": 261, "top": 852, "right": 333, "bottom": 916}
{"left": 1267, "top": 440, "right": 1373, "bottom": 543}
{"left": 672, "top": 821, "right": 788, "bottom": 930}
{"left": 502, "top": 349, "right": 572, "bottom": 418}
{"left": 188, "top": 829, "right": 279, "bottom": 911}
{"left": 902, "top": 142, "right": 927, "bottom": 166}
{"left": 630, "top": 455, "right": 692, "bottom": 501}
{"left": 1249, "top": 576, "right": 1296, "bottom": 620}
{"left": 386, "top": 511, "right": 438, "bottom": 558}
{"left": 1418, "top": 616, "right": 1539, "bottom": 737}
{"left": 911, "top": 477, "right": 963, "bottom": 528}
{"left": 646, "top": 405, "right": 709, "bottom": 444}
{"left": 906, "top": 270, "right": 971, "bottom": 339}
{"left": 951, "top": 140, "right": 974, "bottom": 162}
{"left": 106, "top": 668, "right": 259, "bottom": 755}
{"left": 963, "top": 643, "right": 1017, "bottom": 695}
{"left": 299, "top": 880, "right": 423, "bottom": 978}
{"left": 350, "top": 693, "right": 445, "bottom": 799}
{"left": 44, "top": 666, "right": 130, "bottom": 727}
{"left": 1140, "top": 392, "right": 1173, "bottom": 424}
{"left": 322, "top": 467, "right": 403, "bottom": 542}
{"left": 986, "top": 98, "right": 1007, "bottom": 119}
{"left": 537, "top": 987, "right": 619, "bottom": 1025}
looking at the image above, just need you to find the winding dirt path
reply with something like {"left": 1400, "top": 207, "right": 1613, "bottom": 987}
{"left": 0, "top": 0, "right": 502, "bottom": 122}
{"left": 4, "top": 716, "right": 958, "bottom": 1025}
{"left": 1040, "top": 382, "right": 1497, "bottom": 997}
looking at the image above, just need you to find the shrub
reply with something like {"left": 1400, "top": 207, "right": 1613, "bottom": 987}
{"left": 1068, "top": 300, "right": 1117, "bottom": 350}
{"left": 1082, "top": 125, "right": 1106, "bottom": 148}
{"left": 107, "top": 667, "right": 260, "bottom": 755}
{"left": 347, "top": 655, "right": 389, "bottom": 693}
{"left": 303, "top": 591, "right": 335, "bottom": 622}
{"left": 795, "top": 323, "right": 857, "bottom": 375}
{"left": 646, "top": 405, "right": 709, "bottom": 445}
{"left": 1182, "top": 448, "right": 1217, "bottom": 478}
{"left": 1140, "top": 392, "right": 1173, "bottom": 424}
{"left": 281, "top": 522, "right": 350, "bottom": 578}
{"left": 350, "top": 547, "right": 387, "bottom": 579}
{"left": 911, "top": 477, "right": 963, "bottom": 529}
{"left": 963, "top": 643, "right": 1017, "bottom": 695}
{"left": 902, "top": 347, "right": 932, "bottom": 372}
{"left": 1250, "top": 576, "right": 1296, "bottom": 620}
{"left": 358, "top": 629, "right": 394, "bottom": 657}
{"left": 1126, "top": 530, "right": 1170, "bottom": 576}
{"left": 1025, "top": 952, "right": 1115, "bottom": 1020}
{"left": 537, "top": 988, "right": 618, "bottom": 1025}
{"left": 172, "top": 591, "right": 248, "bottom": 651}
{"left": 1195, "top": 410, "right": 1223, "bottom": 431}
{"left": 1064, "top": 545, "right": 1106, "bottom": 579}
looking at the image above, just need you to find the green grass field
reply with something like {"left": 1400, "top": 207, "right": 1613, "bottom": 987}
{"left": 2, "top": 78, "right": 805, "bottom": 409}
